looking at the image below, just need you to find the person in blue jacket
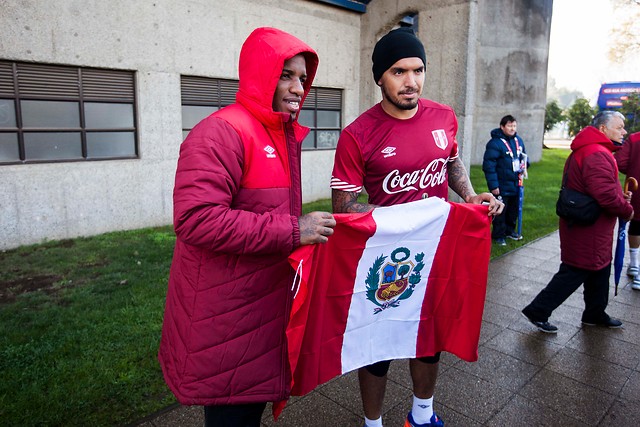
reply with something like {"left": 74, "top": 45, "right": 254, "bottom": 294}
{"left": 482, "top": 115, "right": 528, "bottom": 245}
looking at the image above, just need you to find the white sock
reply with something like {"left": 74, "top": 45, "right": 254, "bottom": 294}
{"left": 364, "top": 416, "right": 383, "bottom": 427}
{"left": 411, "top": 395, "right": 434, "bottom": 424}
{"left": 630, "top": 248, "right": 639, "bottom": 269}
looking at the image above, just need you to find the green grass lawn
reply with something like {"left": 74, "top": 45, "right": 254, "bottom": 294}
{"left": 0, "top": 148, "right": 570, "bottom": 426}
{"left": 470, "top": 147, "right": 571, "bottom": 257}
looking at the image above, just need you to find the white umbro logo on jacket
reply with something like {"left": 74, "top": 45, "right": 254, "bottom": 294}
{"left": 264, "top": 145, "right": 276, "bottom": 158}
{"left": 381, "top": 147, "right": 397, "bottom": 158}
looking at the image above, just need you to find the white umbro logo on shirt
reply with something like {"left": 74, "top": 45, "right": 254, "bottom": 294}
{"left": 381, "top": 147, "right": 397, "bottom": 158}
{"left": 264, "top": 145, "right": 276, "bottom": 158}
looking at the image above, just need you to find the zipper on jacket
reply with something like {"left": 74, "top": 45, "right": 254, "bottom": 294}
{"left": 280, "top": 120, "right": 300, "bottom": 400}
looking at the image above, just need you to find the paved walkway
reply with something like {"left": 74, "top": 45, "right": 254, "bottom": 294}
{"left": 135, "top": 231, "right": 640, "bottom": 426}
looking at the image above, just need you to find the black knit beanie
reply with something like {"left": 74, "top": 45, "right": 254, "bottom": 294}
{"left": 372, "top": 27, "right": 426, "bottom": 84}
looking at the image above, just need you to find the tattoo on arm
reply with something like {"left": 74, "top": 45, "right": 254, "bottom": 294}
{"left": 447, "top": 158, "right": 476, "bottom": 202}
{"left": 332, "top": 189, "right": 376, "bottom": 213}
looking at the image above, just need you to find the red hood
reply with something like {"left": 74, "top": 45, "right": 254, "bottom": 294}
{"left": 236, "top": 27, "right": 318, "bottom": 130}
{"left": 570, "top": 126, "right": 616, "bottom": 153}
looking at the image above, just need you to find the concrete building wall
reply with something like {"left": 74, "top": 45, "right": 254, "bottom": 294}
{"left": 0, "top": 0, "right": 361, "bottom": 249}
{"left": 472, "top": 0, "right": 553, "bottom": 166}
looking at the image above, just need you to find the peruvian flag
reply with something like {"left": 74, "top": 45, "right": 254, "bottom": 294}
{"left": 286, "top": 197, "right": 491, "bottom": 396}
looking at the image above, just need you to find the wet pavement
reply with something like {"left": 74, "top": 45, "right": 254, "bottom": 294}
{"left": 134, "top": 230, "right": 640, "bottom": 426}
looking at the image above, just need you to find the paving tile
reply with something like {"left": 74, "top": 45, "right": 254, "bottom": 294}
{"left": 317, "top": 368, "right": 412, "bottom": 417}
{"left": 378, "top": 397, "right": 412, "bottom": 426}
{"left": 607, "top": 299, "right": 640, "bottom": 324}
{"left": 545, "top": 347, "right": 632, "bottom": 394}
{"left": 566, "top": 328, "right": 640, "bottom": 370}
{"left": 491, "top": 256, "right": 545, "bottom": 277}
{"left": 262, "top": 393, "right": 361, "bottom": 427}
{"left": 526, "top": 231, "right": 560, "bottom": 251}
{"left": 385, "top": 357, "right": 413, "bottom": 389}
{"left": 578, "top": 320, "right": 640, "bottom": 347}
{"left": 518, "top": 246, "right": 558, "bottom": 262}
{"left": 486, "top": 257, "right": 514, "bottom": 272}
{"left": 547, "top": 303, "right": 584, "bottom": 325}
{"left": 620, "top": 370, "right": 640, "bottom": 402}
{"left": 481, "top": 300, "right": 524, "bottom": 328}
{"left": 147, "top": 404, "right": 201, "bottom": 427}
{"left": 536, "top": 260, "right": 564, "bottom": 274}
{"left": 478, "top": 319, "right": 503, "bottom": 345}
{"left": 520, "top": 369, "right": 617, "bottom": 425}
{"left": 435, "top": 366, "right": 513, "bottom": 424}
{"left": 598, "top": 398, "right": 640, "bottom": 426}
{"left": 519, "top": 268, "right": 556, "bottom": 286}
{"left": 488, "top": 394, "right": 587, "bottom": 426}
{"left": 498, "top": 254, "right": 551, "bottom": 270}
{"left": 455, "top": 346, "right": 540, "bottom": 392}
{"left": 486, "top": 268, "right": 519, "bottom": 290}
{"left": 426, "top": 404, "right": 482, "bottom": 427}
{"left": 485, "top": 328, "right": 563, "bottom": 366}
{"left": 439, "top": 351, "right": 462, "bottom": 368}
{"left": 616, "top": 288, "right": 640, "bottom": 308}
{"left": 619, "top": 321, "right": 640, "bottom": 346}
{"left": 485, "top": 283, "right": 540, "bottom": 308}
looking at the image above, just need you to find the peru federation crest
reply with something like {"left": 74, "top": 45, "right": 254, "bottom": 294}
{"left": 365, "top": 247, "right": 425, "bottom": 314}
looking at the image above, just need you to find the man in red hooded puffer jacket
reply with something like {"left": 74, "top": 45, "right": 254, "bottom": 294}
{"left": 522, "top": 111, "right": 632, "bottom": 333}
{"left": 158, "top": 27, "right": 336, "bottom": 426}
{"left": 615, "top": 131, "right": 640, "bottom": 290}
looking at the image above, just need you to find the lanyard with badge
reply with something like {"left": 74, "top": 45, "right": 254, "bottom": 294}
{"left": 500, "top": 137, "right": 523, "bottom": 172}
{"left": 501, "top": 137, "right": 527, "bottom": 186}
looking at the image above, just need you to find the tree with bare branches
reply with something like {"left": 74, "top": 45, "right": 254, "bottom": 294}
{"left": 608, "top": 0, "right": 640, "bottom": 63}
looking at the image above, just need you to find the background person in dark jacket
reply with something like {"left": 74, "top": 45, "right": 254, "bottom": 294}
{"left": 615, "top": 131, "right": 640, "bottom": 290}
{"left": 158, "top": 27, "right": 336, "bottom": 427}
{"left": 482, "top": 115, "right": 528, "bottom": 245}
{"left": 522, "top": 111, "right": 632, "bottom": 333}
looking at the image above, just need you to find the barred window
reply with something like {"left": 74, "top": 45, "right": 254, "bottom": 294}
{"left": 180, "top": 76, "right": 342, "bottom": 149}
{"left": 0, "top": 61, "right": 137, "bottom": 164}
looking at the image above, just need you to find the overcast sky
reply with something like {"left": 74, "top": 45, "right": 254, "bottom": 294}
{"left": 548, "top": 0, "right": 639, "bottom": 103}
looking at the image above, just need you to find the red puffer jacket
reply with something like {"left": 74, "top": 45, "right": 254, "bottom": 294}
{"left": 559, "top": 126, "right": 633, "bottom": 270}
{"left": 158, "top": 27, "right": 318, "bottom": 405}
{"left": 615, "top": 132, "right": 640, "bottom": 214}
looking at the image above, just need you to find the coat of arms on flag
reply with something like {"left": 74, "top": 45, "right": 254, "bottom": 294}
{"left": 367, "top": 248, "right": 425, "bottom": 313}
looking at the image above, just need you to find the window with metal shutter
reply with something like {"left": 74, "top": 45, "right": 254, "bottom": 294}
{"left": 0, "top": 60, "right": 138, "bottom": 164}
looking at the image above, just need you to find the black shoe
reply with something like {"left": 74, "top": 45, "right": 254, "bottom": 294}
{"left": 581, "top": 318, "right": 623, "bottom": 328}
{"left": 506, "top": 232, "right": 523, "bottom": 241}
{"left": 521, "top": 310, "right": 558, "bottom": 333}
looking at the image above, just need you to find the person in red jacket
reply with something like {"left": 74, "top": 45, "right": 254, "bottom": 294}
{"left": 615, "top": 131, "right": 640, "bottom": 290}
{"left": 158, "top": 27, "right": 336, "bottom": 427}
{"left": 522, "top": 110, "right": 632, "bottom": 333}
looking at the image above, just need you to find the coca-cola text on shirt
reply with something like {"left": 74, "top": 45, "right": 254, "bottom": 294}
{"left": 382, "top": 158, "right": 449, "bottom": 194}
